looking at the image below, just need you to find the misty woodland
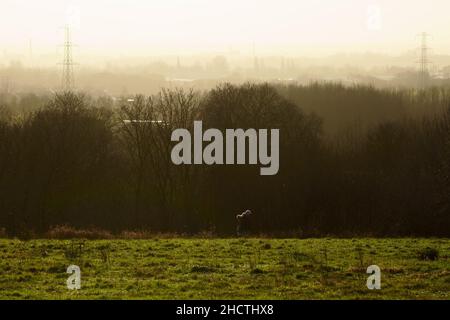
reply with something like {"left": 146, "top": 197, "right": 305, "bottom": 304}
{"left": 0, "top": 83, "right": 449, "bottom": 237}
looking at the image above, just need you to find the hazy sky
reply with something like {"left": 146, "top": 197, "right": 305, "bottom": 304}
{"left": 1, "top": 0, "right": 450, "bottom": 58}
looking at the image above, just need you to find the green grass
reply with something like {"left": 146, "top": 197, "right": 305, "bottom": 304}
{"left": 0, "top": 238, "right": 449, "bottom": 300}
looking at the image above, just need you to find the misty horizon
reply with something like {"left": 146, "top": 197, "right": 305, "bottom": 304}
{"left": 2, "top": 0, "right": 450, "bottom": 66}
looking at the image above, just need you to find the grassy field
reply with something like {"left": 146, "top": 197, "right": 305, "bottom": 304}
{"left": 0, "top": 238, "right": 448, "bottom": 300}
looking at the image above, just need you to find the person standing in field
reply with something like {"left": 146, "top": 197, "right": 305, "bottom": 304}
{"left": 236, "top": 209, "right": 253, "bottom": 236}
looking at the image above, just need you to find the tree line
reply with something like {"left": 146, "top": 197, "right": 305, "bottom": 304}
{"left": 0, "top": 83, "right": 449, "bottom": 237}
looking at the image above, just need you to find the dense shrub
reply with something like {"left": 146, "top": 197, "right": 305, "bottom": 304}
{"left": 46, "top": 225, "right": 113, "bottom": 240}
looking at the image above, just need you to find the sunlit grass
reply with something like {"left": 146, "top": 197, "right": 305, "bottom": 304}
{"left": 0, "top": 238, "right": 448, "bottom": 300}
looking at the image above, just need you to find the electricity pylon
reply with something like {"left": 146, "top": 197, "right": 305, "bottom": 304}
{"left": 417, "top": 32, "right": 431, "bottom": 89}
{"left": 60, "top": 25, "right": 76, "bottom": 91}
